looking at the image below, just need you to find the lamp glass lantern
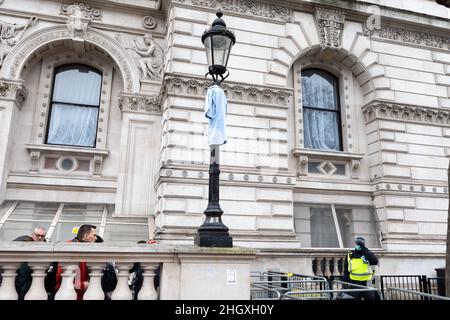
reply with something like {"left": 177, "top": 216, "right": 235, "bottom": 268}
{"left": 202, "top": 10, "right": 235, "bottom": 83}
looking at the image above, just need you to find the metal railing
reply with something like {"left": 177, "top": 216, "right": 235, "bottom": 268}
{"left": 250, "top": 271, "right": 330, "bottom": 300}
{"left": 386, "top": 287, "right": 450, "bottom": 301}
{"left": 427, "top": 277, "right": 445, "bottom": 296}
{"left": 331, "top": 280, "right": 383, "bottom": 300}
{"left": 379, "top": 275, "right": 428, "bottom": 300}
{"left": 281, "top": 280, "right": 382, "bottom": 300}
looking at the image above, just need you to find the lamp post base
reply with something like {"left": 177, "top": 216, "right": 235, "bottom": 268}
{"left": 194, "top": 231, "right": 233, "bottom": 247}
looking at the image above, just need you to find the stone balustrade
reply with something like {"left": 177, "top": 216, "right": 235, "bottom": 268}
{"left": 311, "top": 254, "right": 346, "bottom": 278}
{"left": 0, "top": 242, "right": 257, "bottom": 300}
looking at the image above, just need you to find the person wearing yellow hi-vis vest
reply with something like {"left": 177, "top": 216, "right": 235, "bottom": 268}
{"left": 343, "top": 237, "right": 379, "bottom": 300}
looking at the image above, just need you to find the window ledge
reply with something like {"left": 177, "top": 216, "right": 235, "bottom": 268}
{"left": 292, "top": 148, "right": 364, "bottom": 161}
{"left": 25, "top": 144, "right": 109, "bottom": 156}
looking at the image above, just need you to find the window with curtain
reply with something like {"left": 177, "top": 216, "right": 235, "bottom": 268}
{"left": 46, "top": 64, "right": 102, "bottom": 148}
{"left": 302, "top": 69, "right": 342, "bottom": 151}
{"left": 294, "top": 203, "right": 381, "bottom": 248}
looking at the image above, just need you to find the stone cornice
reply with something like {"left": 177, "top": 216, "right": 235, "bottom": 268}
{"left": 362, "top": 102, "right": 450, "bottom": 127}
{"left": 365, "top": 24, "right": 450, "bottom": 51}
{"left": 173, "top": 0, "right": 293, "bottom": 22}
{"left": 161, "top": 74, "right": 293, "bottom": 108}
{"left": 118, "top": 93, "right": 162, "bottom": 115}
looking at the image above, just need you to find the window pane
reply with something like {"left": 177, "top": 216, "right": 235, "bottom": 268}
{"left": 336, "top": 207, "right": 381, "bottom": 248}
{"left": 310, "top": 207, "right": 339, "bottom": 248}
{"left": 302, "top": 69, "right": 338, "bottom": 110}
{"left": 0, "top": 220, "right": 52, "bottom": 241}
{"left": 52, "top": 65, "right": 102, "bottom": 106}
{"left": 103, "top": 223, "right": 148, "bottom": 243}
{"left": 47, "top": 103, "right": 99, "bottom": 147}
{"left": 304, "top": 109, "right": 341, "bottom": 151}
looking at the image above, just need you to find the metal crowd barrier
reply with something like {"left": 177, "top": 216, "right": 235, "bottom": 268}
{"left": 250, "top": 271, "right": 330, "bottom": 300}
{"left": 386, "top": 287, "right": 450, "bottom": 301}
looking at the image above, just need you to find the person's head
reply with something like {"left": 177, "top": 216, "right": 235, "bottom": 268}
{"left": 76, "top": 224, "right": 97, "bottom": 243}
{"left": 31, "top": 227, "right": 47, "bottom": 242}
{"left": 354, "top": 236, "right": 366, "bottom": 250}
{"left": 143, "top": 34, "right": 153, "bottom": 44}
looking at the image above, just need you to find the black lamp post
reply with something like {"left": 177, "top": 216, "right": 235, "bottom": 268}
{"left": 194, "top": 10, "right": 235, "bottom": 247}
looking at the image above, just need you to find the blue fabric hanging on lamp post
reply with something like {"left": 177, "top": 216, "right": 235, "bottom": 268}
{"left": 194, "top": 10, "right": 235, "bottom": 247}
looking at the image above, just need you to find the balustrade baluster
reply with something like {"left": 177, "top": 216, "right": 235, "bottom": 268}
{"left": 83, "top": 263, "right": 105, "bottom": 300}
{"left": 320, "top": 258, "right": 326, "bottom": 277}
{"left": 111, "top": 263, "right": 132, "bottom": 300}
{"left": 329, "top": 258, "right": 335, "bottom": 277}
{"left": 138, "top": 264, "right": 158, "bottom": 300}
{"left": 0, "top": 264, "right": 19, "bottom": 300}
{"left": 54, "top": 264, "right": 77, "bottom": 300}
{"left": 312, "top": 258, "right": 318, "bottom": 276}
{"left": 24, "top": 263, "right": 48, "bottom": 300}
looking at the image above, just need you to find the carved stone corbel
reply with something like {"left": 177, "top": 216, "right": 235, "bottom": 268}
{"left": 29, "top": 151, "right": 41, "bottom": 173}
{"left": 0, "top": 81, "right": 28, "bottom": 109}
{"left": 351, "top": 159, "right": 360, "bottom": 179}
{"left": 297, "top": 155, "right": 308, "bottom": 177}
{"left": 93, "top": 155, "right": 103, "bottom": 176}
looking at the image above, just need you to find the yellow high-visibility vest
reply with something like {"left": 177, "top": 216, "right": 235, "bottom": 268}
{"left": 347, "top": 252, "right": 373, "bottom": 281}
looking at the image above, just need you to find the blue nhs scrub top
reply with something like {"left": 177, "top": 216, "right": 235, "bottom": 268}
{"left": 205, "top": 85, "right": 227, "bottom": 146}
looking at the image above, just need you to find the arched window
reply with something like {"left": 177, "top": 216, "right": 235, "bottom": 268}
{"left": 302, "top": 69, "right": 342, "bottom": 151}
{"left": 46, "top": 64, "right": 102, "bottom": 148}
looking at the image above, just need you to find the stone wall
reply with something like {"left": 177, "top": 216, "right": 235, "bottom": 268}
{"left": 0, "top": 0, "right": 448, "bottom": 265}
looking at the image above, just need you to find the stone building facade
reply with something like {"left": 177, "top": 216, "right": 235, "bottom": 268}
{"left": 0, "top": 0, "right": 449, "bottom": 277}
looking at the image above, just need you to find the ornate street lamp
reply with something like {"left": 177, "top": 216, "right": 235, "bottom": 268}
{"left": 194, "top": 10, "right": 235, "bottom": 247}
{"left": 201, "top": 10, "right": 236, "bottom": 84}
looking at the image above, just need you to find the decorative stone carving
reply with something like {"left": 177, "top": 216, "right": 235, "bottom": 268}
{"left": 3, "top": 26, "right": 139, "bottom": 93}
{"left": 297, "top": 155, "right": 308, "bottom": 177}
{"left": 351, "top": 160, "right": 360, "bottom": 180}
{"left": 362, "top": 103, "right": 450, "bottom": 127}
{"left": 116, "top": 33, "right": 163, "bottom": 81}
{"left": 143, "top": 16, "right": 157, "bottom": 30}
{"left": 0, "top": 17, "right": 37, "bottom": 68}
{"left": 61, "top": 3, "right": 101, "bottom": 41}
{"left": 15, "top": 84, "right": 27, "bottom": 109}
{"left": 175, "top": 0, "right": 293, "bottom": 22}
{"left": 60, "top": 3, "right": 102, "bottom": 21}
{"left": 162, "top": 74, "right": 292, "bottom": 107}
{"left": 119, "top": 93, "right": 162, "bottom": 114}
{"left": 0, "top": 82, "right": 10, "bottom": 96}
{"left": 29, "top": 151, "right": 41, "bottom": 173}
{"left": 0, "top": 81, "right": 27, "bottom": 109}
{"left": 93, "top": 155, "right": 103, "bottom": 176}
{"left": 365, "top": 25, "right": 450, "bottom": 51}
{"left": 315, "top": 7, "right": 345, "bottom": 49}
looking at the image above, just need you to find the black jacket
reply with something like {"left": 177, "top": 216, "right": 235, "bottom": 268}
{"left": 343, "top": 246, "right": 378, "bottom": 283}
{"left": 129, "top": 263, "right": 160, "bottom": 300}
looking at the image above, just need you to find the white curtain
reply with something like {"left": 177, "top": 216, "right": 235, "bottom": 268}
{"left": 47, "top": 104, "right": 98, "bottom": 147}
{"left": 47, "top": 66, "right": 101, "bottom": 147}
{"left": 52, "top": 67, "right": 101, "bottom": 105}
{"left": 310, "top": 207, "right": 339, "bottom": 248}
{"left": 302, "top": 70, "right": 341, "bottom": 151}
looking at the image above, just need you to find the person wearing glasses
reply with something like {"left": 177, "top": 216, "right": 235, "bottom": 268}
{"left": 31, "top": 227, "right": 47, "bottom": 242}
{"left": 13, "top": 227, "right": 48, "bottom": 300}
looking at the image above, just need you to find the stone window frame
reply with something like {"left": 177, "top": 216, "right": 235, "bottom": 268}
{"left": 45, "top": 63, "right": 103, "bottom": 148}
{"left": 292, "top": 59, "right": 364, "bottom": 180}
{"left": 26, "top": 50, "right": 114, "bottom": 176}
